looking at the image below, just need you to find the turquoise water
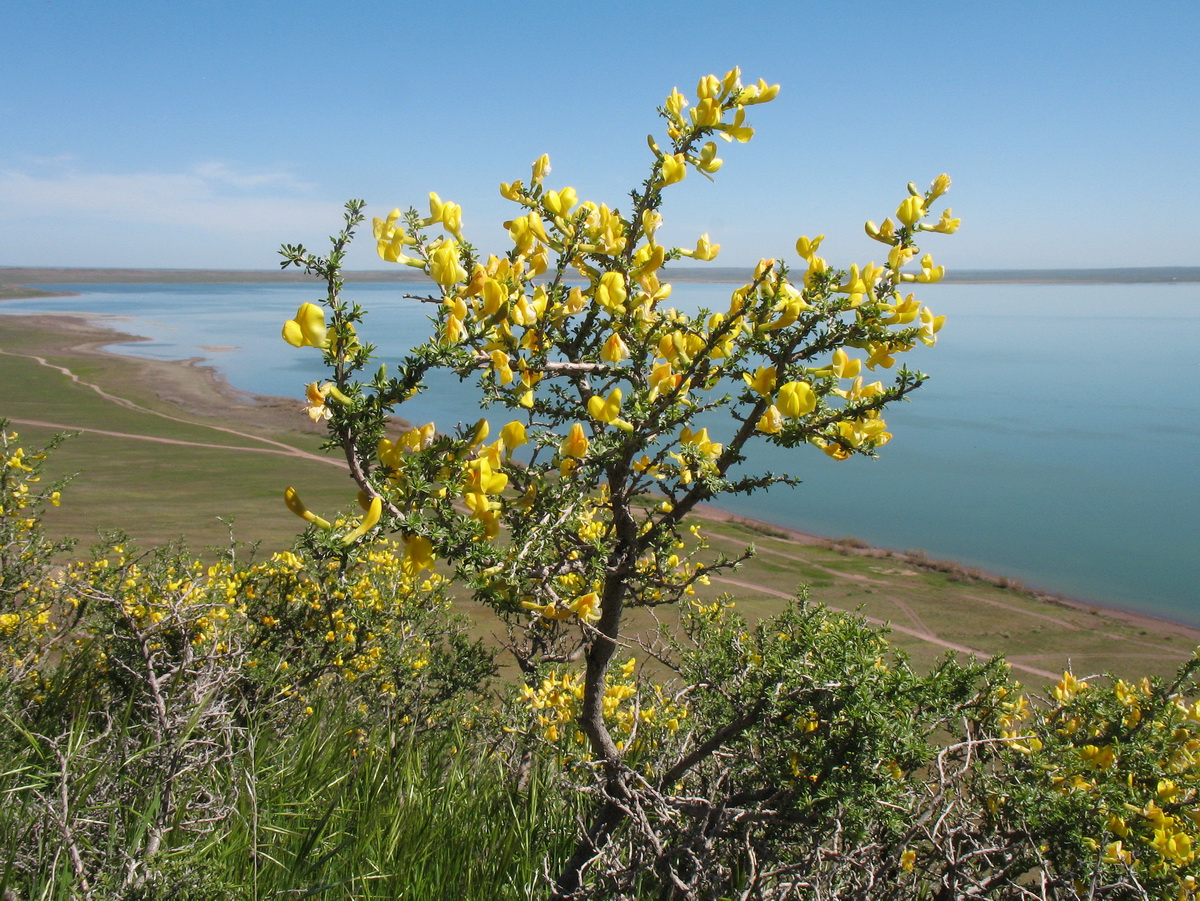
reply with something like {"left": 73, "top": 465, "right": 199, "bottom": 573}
{"left": 4, "top": 282, "right": 1198, "bottom": 624}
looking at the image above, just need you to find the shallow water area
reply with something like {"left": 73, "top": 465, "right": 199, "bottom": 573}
{"left": 4, "top": 281, "right": 1198, "bottom": 624}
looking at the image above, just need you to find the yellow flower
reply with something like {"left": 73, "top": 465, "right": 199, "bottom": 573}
{"left": 742, "top": 366, "right": 776, "bottom": 397}
{"left": 596, "top": 271, "right": 628, "bottom": 313}
{"left": 281, "top": 303, "right": 328, "bottom": 348}
{"left": 500, "top": 420, "right": 527, "bottom": 453}
{"left": 817, "top": 348, "right": 861, "bottom": 380}
{"left": 428, "top": 239, "right": 467, "bottom": 287}
{"left": 929, "top": 173, "right": 952, "bottom": 201}
{"left": 694, "top": 141, "right": 722, "bottom": 175}
{"left": 303, "top": 381, "right": 332, "bottom": 421}
{"left": 1054, "top": 671, "right": 1089, "bottom": 701}
{"left": 341, "top": 496, "right": 382, "bottom": 545}
{"left": 424, "top": 192, "right": 463, "bottom": 239}
{"left": 756, "top": 405, "right": 783, "bottom": 435}
{"left": 588, "top": 388, "right": 633, "bottom": 432}
{"left": 543, "top": 186, "right": 578, "bottom": 217}
{"left": 466, "top": 457, "right": 508, "bottom": 496}
{"left": 795, "top": 234, "right": 824, "bottom": 262}
{"left": 896, "top": 195, "right": 925, "bottom": 227}
{"left": 680, "top": 233, "right": 719, "bottom": 261}
{"left": 560, "top": 423, "right": 589, "bottom": 459}
{"left": 679, "top": 426, "right": 721, "bottom": 459}
{"left": 601, "top": 332, "right": 629, "bottom": 364}
{"left": 303, "top": 381, "right": 352, "bottom": 421}
{"left": 900, "top": 849, "right": 916, "bottom": 873}
{"left": 776, "top": 381, "right": 816, "bottom": 419}
{"left": 918, "top": 307, "right": 946, "bottom": 346}
{"left": 740, "top": 78, "right": 780, "bottom": 105}
{"left": 569, "top": 591, "right": 602, "bottom": 623}
{"left": 283, "top": 487, "right": 331, "bottom": 530}
{"left": 913, "top": 253, "right": 945, "bottom": 284}
{"left": 660, "top": 153, "right": 687, "bottom": 186}
{"left": 924, "top": 207, "right": 960, "bottom": 234}
{"left": 402, "top": 535, "right": 435, "bottom": 575}
{"left": 864, "top": 218, "right": 897, "bottom": 245}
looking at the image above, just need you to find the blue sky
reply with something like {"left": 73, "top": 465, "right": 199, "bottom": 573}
{"left": 2, "top": 0, "right": 1197, "bottom": 272}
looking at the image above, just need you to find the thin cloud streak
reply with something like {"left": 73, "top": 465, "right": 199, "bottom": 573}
{"left": 0, "top": 162, "right": 355, "bottom": 267}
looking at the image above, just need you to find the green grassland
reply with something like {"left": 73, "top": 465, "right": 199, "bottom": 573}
{"left": 2, "top": 310, "right": 1195, "bottom": 684}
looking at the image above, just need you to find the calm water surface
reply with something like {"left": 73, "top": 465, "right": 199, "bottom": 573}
{"left": 5, "top": 282, "right": 1198, "bottom": 624}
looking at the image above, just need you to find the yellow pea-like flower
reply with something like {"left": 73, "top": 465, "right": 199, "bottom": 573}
{"left": 756, "top": 405, "right": 783, "bottom": 435}
{"left": 865, "top": 218, "right": 897, "bottom": 245}
{"left": 490, "top": 349, "right": 515, "bottom": 385}
{"left": 696, "top": 73, "right": 721, "bottom": 99}
{"left": 695, "top": 141, "right": 723, "bottom": 174}
{"left": 531, "top": 153, "right": 551, "bottom": 184}
{"left": 569, "top": 591, "right": 602, "bottom": 623}
{"left": 560, "top": 423, "right": 590, "bottom": 458}
{"left": 776, "top": 381, "right": 816, "bottom": 419}
{"left": 543, "top": 186, "right": 578, "bottom": 217}
{"left": 888, "top": 244, "right": 917, "bottom": 271}
{"left": 282, "top": 303, "right": 328, "bottom": 349}
{"left": 680, "top": 233, "right": 719, "bottom": 261}
{"left": 913, "top": 253, "right": 946, "bottom": 284}
{"left": 425, "top": 192, "right": 463, "bottom": 239}
{"left": 660, "top": 153, "right": 687, "bottom": 186}
{"left": 601, "top": 332, "right": 629, "bottom": 364}
{"left": 896, "top": 195, "right": 926, "bottom": 227}
{"left": 283, "top": 487, "right": 331, "bottom": 530}
{"left": 924, "top": 207, "right": 960, "bottom": 234}
{"left": 829, "top": 348, "right": 861, "bottom": 379}
{"left": 500, "top": 420, "right": 527, "bottom": 453}
{"left": 665, "top": 87, "right": 688, "bottom": 118}
{"left": 596, "top": 271, "right": 628, "bottom": 313}
{"left": 648, "top": 360, "right": 680, "bottom": 399}
{"left": 428, "top": 239, "right": 467, "bottom": 286}
{"left": 341, "top": 496, "right": 382, "bottom": 545}
{"left": 679, "top": 426, "right": 721, "bottom": 459}
{"left": 918, "top": 306, "right": 946, "bottom": 346}
{"left": 740, "top": 78, "right": 780, "bottom": 105}
{"left": 742, "top": 366, "right": 776, "bottom": 397}
{"left": 690, "top": 97, "right": 721, "bottom": 127}
{"left": 400, "top": 535, "right": 435, "bottom": 575}
{"left": 520, "top": 599, "right": 573, "bottom": 622}
{"left": 795, "top": 234, "right": 824, "bottom": 262}
{"left": 929, "top": 173, "right": 952, "bottom": 201}
{"left": 587, "top": 388, "right": 632, "bottom": 432}
{"left": 466, "top": 457, "right": 508, "bottom": 496}
{"left": 865, "top": 343, "right": 896, "bottom": 371}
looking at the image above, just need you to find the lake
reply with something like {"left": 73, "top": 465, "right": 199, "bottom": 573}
{"left": 3, "top": 281, "right": 1198, "bottom": 625}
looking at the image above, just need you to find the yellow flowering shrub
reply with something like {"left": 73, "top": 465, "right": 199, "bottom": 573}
{"left": 278, "top": 67, "right": 965, "bottom": 896}
{"left": 0, "top": 422, "right": 73, "bottom": 684}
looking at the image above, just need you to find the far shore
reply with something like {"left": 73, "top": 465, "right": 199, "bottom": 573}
{"left": 3, "top": 264, "right": 1200, "bottom": 296}
{"left": 2, "top": 296, "right": 1197, "bottom": 648}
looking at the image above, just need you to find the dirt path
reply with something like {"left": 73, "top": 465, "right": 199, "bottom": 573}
{"left": 1, "top": 348, "right": 341, "bottom": 467}
{"left": 961, "top": 594, "right": 1183, "bottom": 655}
{"left": 8, "top": 418, "right": 343, "bottom": 465}
{"left": 711, "top": 574, "right": 1060, "bottom": 680}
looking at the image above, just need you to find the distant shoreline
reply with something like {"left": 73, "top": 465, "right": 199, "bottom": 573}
{"left": 2, "top": 264, "right": 1200, "bottom": 296}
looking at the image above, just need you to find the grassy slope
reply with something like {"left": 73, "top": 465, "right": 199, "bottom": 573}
{"left": 0, "top": 314, "right": 353, "bottom": 553}
{"left": 2, "top": 311, "right": 1196, "bottom": 684}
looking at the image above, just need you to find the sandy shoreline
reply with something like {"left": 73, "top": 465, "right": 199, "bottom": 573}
{"left": 2, "top": 297, "right": 1197, "bottom": 643}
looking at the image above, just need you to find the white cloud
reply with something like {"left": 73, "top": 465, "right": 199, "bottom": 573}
{"left": 0, "top": 160, "right": 355, "bottom": 267}
{"left": 0, "top": 160, "right": 337, "bottom": 234}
